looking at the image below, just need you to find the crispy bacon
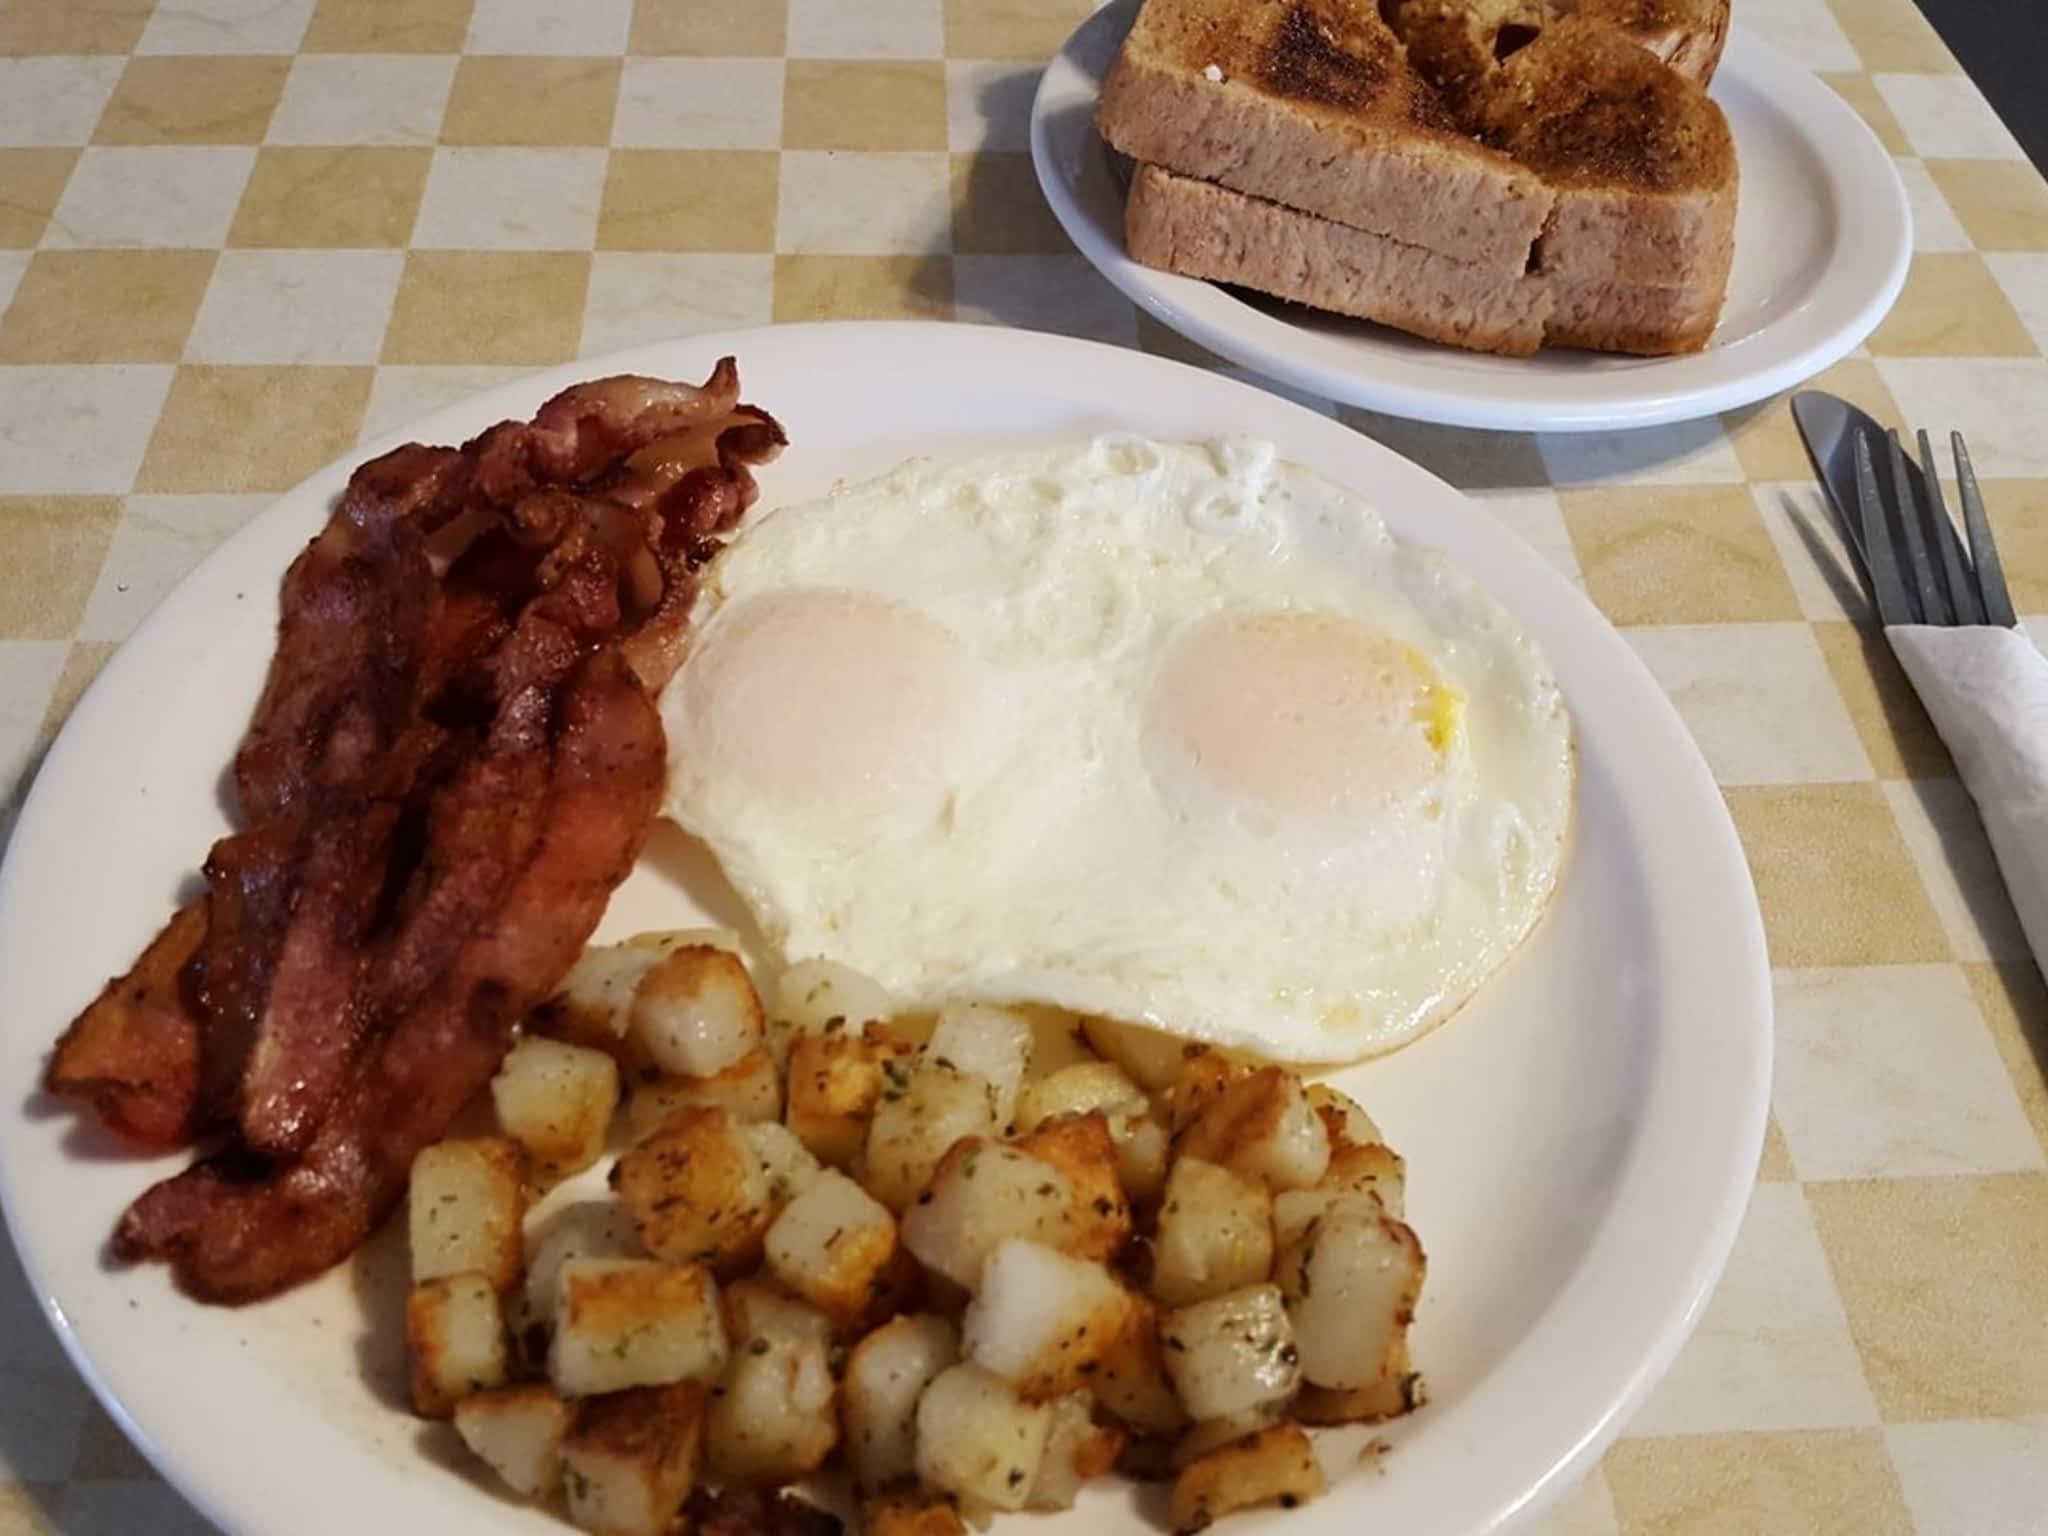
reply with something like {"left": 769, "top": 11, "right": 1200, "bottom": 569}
{"left": 47, "top": 358, "right": 784, "bottom": 1302}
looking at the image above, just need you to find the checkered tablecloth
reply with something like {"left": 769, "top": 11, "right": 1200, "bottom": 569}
{"left": 3, "top": 0, "right": 2046, "bottom": 1532}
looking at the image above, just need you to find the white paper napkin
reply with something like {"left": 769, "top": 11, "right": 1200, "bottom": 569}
{"left": 1889, "top": 624, "right": 2048, "bottom": 973}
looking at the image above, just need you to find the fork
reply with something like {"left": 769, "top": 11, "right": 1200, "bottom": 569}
{"left": 1842, "top": 425, "right": 2016, "bottom": 630}
{"left": 1835, "top": 418, "right": 2048, "bottom": 981}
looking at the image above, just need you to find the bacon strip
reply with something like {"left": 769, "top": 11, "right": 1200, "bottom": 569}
{"left": 46, "top": 359, "right": 784, "bottom": 1302}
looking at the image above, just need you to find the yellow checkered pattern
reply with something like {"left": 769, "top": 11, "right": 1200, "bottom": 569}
{"left": 2, "top": 0, "right": 2047, "bottom": 1531}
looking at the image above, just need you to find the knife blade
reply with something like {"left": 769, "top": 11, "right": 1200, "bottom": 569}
{"left": 1789, "top": 390, "right": 1935, "bottom": 608}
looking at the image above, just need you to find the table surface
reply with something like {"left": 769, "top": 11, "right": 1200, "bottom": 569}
{"left": 2, "top": 1, "right": 2047, "bottom": 1534}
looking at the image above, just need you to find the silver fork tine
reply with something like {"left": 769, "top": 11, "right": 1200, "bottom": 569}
{"left": 1888, "top": 429, "right": 1949, "bottom": 625}
{"left": 1954, "top": 432, "right": 2018, "bottom": 628}
{"left": 1855, "top": 430, "right": 1913, "bottom": 624}
{"left": 1918, "top": 428, "right": 1982, "bottom": 626}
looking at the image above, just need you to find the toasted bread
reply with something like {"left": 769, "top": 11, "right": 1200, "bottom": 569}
{"left": 1126, "top": 162, "right": 1723, "bottom": 355}
{"left": 1567, "top": 0, "right": 1730, "bottom": 84}
{"left": 1125, "top": 162, "right": 1552, "bottom": 354}
{"left": 1097, "top": 0, "right": 1553, "bottom": 275}
{"left": 1474, "top": 17, "right": 1735, "bottom": 290}
{"left": 1382, "top": 0, "right": 1730, "bottom": 105}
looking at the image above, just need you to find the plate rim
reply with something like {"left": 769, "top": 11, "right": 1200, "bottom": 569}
{"left": 1032, "top": 3, "right": 1912, "bottom": 432}
{"left": 0, "top": 320, "right": 1771, "bottom": 1536}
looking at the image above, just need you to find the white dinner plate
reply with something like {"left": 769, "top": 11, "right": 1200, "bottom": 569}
{"left": 0, "top": 322, "right": 1769, "bottom": 1536}
{"left": 1033, "top": 2, "right": 1911, "bottom": 432}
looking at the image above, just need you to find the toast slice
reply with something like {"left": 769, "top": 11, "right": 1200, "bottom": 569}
{"left": 1124, "top": 162, "right": 1552, "bottom": 354}
{"left": 1474, "top": 17, "right": 1735, "bottom": 290}
{"left": 1096, "top": 0, "right": 1553, "bottom": 276}
{"left": 1566, "top": 0, "right": 1730, "bottom": 85}
{"left": 1126, "top": 162, "right": 1724, "bottom": 356}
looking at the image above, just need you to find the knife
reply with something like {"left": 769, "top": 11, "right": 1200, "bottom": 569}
{"left": 1789, "top": 390, "right": 1938, "bottom": 591}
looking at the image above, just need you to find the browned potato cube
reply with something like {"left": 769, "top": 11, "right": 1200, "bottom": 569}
{"left": 454, "top": 1383, "right": 574, "bottom": 1497}
{"left": 914, "top": 1363, "right": 1053, "bottom": 1512}
{"left": 531, "top": 942, "right": 664, "bottom": 1061}
{"left": 927, "top": 1002, "right": 1034, "bottom": 1128}
{"left": 785, "top": 1027, "right": 908, "bottom": 1170}
{"left": 774, "top": 958, "right": 896, "bottom": 1036}
{"left": 550, "top": 1259, "right": 727, "bottom": 1398}
{"left": 1166, "top": 1049, "right": 1248, "bottom": 1135}
{"left": 630, "top": 945, "right": 766, "bottom": 1080}
{"left": 409, "top": 1137, "right": 526, "bottom": 1291}
{"left": 843, "top": 1313, "right": 960, "bottom": 1490}
{"left": 720, "top": 1278, "right": 834, "bottom": 1349}
{"left": 899, "top": 1138, "right": 1075, "bottom": 1290}
{"left": 1090, "top": 1297, "right": 1187, "bottom": 1437}
{"left": 962, "top": 1240, "right": 1136, "bottom": 1399}
{"left": 491, "top": 1035, "right": 620, "bottom": 1180}
{"left": 524, "top": 1201, "right": 643, "bottom": 1333}
{"left": 1175, "top": 1068, "right": 1329, "bottom": 1191}
{"left": 1293, "top": 1338, "right": 1423, "bottom": 1424}
{"left": 1015, "top": 1061, "right": 1144, "bottom": 1132}
{"left": 560, "top": 1382, "right": 707, "bottom": 1536}
{"left": 610, "top": 1105, "right": 771, "bottom": 1275}
{"left": 1304, "top": 1083, "right": 1381, "bottom": 1148}
{"left": 1167, "top": 1420, "right": 1325, "bottom": 1532}
{"left": 1080, "top": 1016, "right": 1188, "bottom": 1094}
{"left": 863, "top": 1063, "right": 1003, "bottom": 1212}
{"left": 1159, "top": 1286, "right": 1300, "bottom": 1421}
{"left": 863, "top": 1490, "right": 968, "bottom": 1536}
{"left": 763, "top": 1168, "right": 903, "bottom": 1330}
{"left": 1013, "top": 1113, "right": 1130, "bottom": 1263}
{"left": 1029, "top": 1390, "right": 1125, "bottom": 1510}
{"left": 408, "top": 1272, "right": 508, "bottom": 1418}
{"left": 1321, "top": 1139, "right": 1406, "bottom": 1219}
{"left": 624, "top": 1049, "right": 782, "bottom": 1140}
{"left": 704, "top": 1312, "right": 838, "bottom": 1485}
{"left": 1277, "top": 1198, "right": 1424, "bottom": 1392}
{"left": 1150, "top": 1158, "right": 1272, "bottom": 1307}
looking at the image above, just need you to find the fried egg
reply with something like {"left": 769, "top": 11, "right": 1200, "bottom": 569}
{"left": 659, "top": 437, "right": 1572, "bottom": 1062}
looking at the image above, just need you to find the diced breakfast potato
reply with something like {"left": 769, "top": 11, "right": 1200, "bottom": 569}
{"left": 900, "top": 1139, "right": 1073, "bottom": 1290}
{"left": 625, "top": 1049, "right": 783, "bottom": 1139}
{"left": 763, "top": 1168, "right": 903, "bottom": 1330}
{"left": 864, "top": 1064, "right": 1003, "bottom": 1213}
{"left": 549, "top": 1259, "right": 727, "bottom": 1398}
{"left": 410, "top": 1137, "right": 526, "bottom": 1291}
{"left": 914, "top": 1363, "right": 1055, "bottom": 1512}
{"left": 1176, "top": 1068, "right": 1330, "bottom": 1191}
{"left": 1172, "top": 1408, "right": 1285, "bottom": 1469}
{"left": 531, "top": 942, "right": 664, "bottom": 1059}
{"left": 785, "top": 1028, "right": 907, "bottom": 1170}
{"left": 1159, "top": 1285, "right": 1300, "bottom": 1422}
{"left": 1028, "top": 1391, "right": 1123, "bottom": 1511}
{"left": 491, "top": 1035, "right": 619, "bottom": 1179}
{"left": 408, "top": 1272, "right": 508, "bottom": 1417}
{"left": 745, "top": 1119, "right": 824, "bottom": 1206}
{"left": 1292, "top": 1338, "right": 1422, "bottom": 1425}
{"left": 1021, "top": 1008, "right": 1098, "bottom": 1078}
{"left": 1167, "top": 1049, "right": 1248, "bottom": 1135}
{"left": 524, "top": 1201, "right": 642, "bottom": 1333}
{"left": 560, "top": 1383, "right": 707, "bottom": 1536}
{"left": 454, "top": 1384, "right": 574, "bottom": 1498}
{"left": 1088, "top": 1297, "right": 1186, "bottom": 1437}
{"left": 1277, "top": 1199, "right": 1425, "bottom": 1392}
{"left": 775, "top": 959, "right": 895, "bottom": 1036}
{"left": 1080, "top": 1017, "right": 1189, "bottom": 1094}
{"left": 1015, "top": 1061, "right": 1144, "bottom": 1132}
{"left": 963, "top": 1240, "right": 1136, "bottom": 1399}
{"left": 1321, "top": 1140, "right": 1406, "bottom": 1219}
{"left": 1167, "top": 1420, "right": 1325, "bottom": 1534}
{"left": 721, "top": 1278, "right": 833, "bottom": 1349}
{"left": 864, "top": 1489, "right": 969, "bottom": 1536}
{"left": 1150, "top": 1158, "right": 1273, "bottom": 1308}
{"left": 843, "top": 1313, "right": 961, "bottom": 1491}
{"left": 1013, "top": 1115, "right": 1130, "bottom": 1263}
{"left": 927, "top": 1002, "right": 1033, "bottom": 1128}
{"left": 705, "top": 1313, "right": 838, "bottom": 1485}
{"left": 1113, "top": 1112, "right": 1170, "bottom": 1205}
{"left": 611, "top": 1105, "right": 771, "bottom": 1274}
{"left": 1304, "top": 1083, "right": 1381, "bottom": 1149}
{"left": 630, "top": 945, "right": 766, "bottom": 1080}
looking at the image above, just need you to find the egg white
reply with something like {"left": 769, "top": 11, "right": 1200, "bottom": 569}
{"left": 659, "top": 436, "right": 1573, "bottom": 1063}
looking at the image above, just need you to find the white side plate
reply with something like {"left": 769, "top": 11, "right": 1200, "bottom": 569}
{"left": 1034, "top": 2, "right": 1911, "bottom": 431}
{"left": 0, "top": 322, "right": 1770, "bottom": 1536}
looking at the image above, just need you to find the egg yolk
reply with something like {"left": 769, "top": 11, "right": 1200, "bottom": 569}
{"left": 1148, "top": 610, "right": 1460, "bottom": 819}
{"left": 680, "top": 587, "right": 975, "bottom": 820}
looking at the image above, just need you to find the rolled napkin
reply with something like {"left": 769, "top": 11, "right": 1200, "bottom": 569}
{"left": 1889, "top": 623, "right": 2048, "bottom": 972}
